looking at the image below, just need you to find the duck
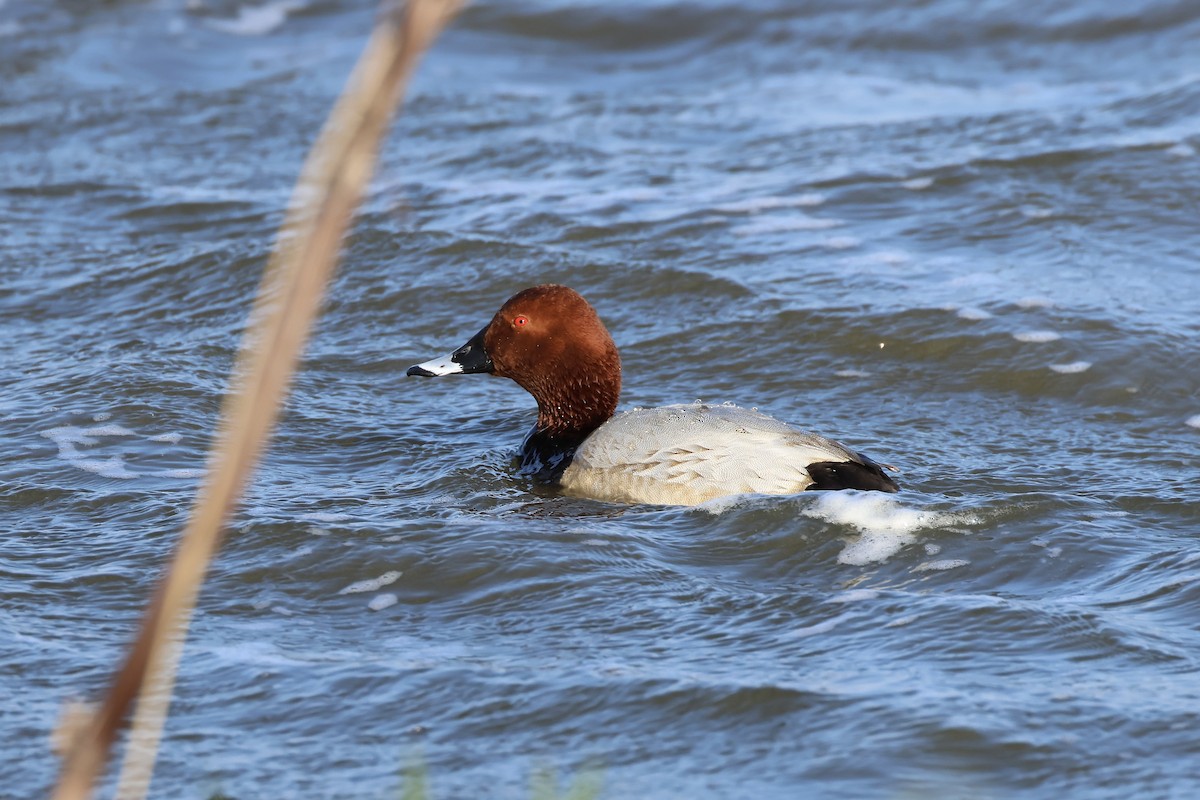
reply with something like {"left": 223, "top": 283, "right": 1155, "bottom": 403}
{"left": 407, "top": 284, "right": 899, "bottom": 505}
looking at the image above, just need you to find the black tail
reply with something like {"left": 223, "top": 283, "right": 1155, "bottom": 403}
{"left": 805, "top": 458, "right": 899, "bottom": 493}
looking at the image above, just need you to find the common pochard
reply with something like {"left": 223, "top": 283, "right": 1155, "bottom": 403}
{"left": 408, "top": 285, "right": 899, "bottom": 505}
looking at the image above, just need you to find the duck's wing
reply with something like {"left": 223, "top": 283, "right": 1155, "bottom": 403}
{"left": 560, "top": 404, "right": 891, "bottom": 505}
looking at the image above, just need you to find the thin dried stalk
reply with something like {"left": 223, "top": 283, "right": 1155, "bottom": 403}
{"left": 51, "top": 2, "right": 465, "bottom": 798}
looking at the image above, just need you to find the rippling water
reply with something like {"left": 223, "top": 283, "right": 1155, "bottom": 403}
{"left": 4, "top": 1, "right": 1200, "bottom": 797}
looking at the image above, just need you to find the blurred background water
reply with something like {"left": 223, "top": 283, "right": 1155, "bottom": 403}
{"left": 3, "top": 0, "right": 1200, "bottom": 797}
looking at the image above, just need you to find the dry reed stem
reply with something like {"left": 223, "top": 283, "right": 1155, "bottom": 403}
{"left": 50, "top": 2, "right": 465, "bottom": 798}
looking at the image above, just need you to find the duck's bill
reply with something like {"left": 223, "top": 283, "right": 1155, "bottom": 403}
{"left": 406, "top": 326, "right": 493, "bottom": 377}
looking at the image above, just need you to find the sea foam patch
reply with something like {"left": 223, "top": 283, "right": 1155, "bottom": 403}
{"left": 865, "top": 250, "right": 911, "bottom": 265}
{"left": 956, "top": 307, "right": 992, "bottom": 321}
{"left": 732, "top": 215, "right": 842, "bottom": 235}
{"left": 1050, "top": 361, "right": 1091, "bottom": 374}
{"left": 1013, "top": 330, "right": 1061, "bottom": 343}
{"left": 41, "top": 421, "right": 195, "bottom": 480}
{"left": 801, "top": 493, "right": 974, "bottom": 566}
{"left": 368, "top": 594, "right": 399, "bottom": 612}
{"left": 1187, "top": 415, "right": 1200, "bottom": 430}
{"left": 204, "top": 1, "right": 295, "bottom": 36}
{"left": 714, "top": 193, "right": 825, "bottom": 213}
{"left": 42, "top": 425, "right": 138, "bottom": 479}
{"left": 912, "top": 559, "right": 970, "bottom": 572}
{"left": 339, "top": 571, "right": 403, "bottom": 595}
{"left": 300, "top": 511, "right": 354, "bottom": 523}
{"left": 828, "top": 588, "right": 880, "bottom": 604}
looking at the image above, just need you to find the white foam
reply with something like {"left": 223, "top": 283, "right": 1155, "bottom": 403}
{"left": 901, "top": 177, "right": 933, "bottom": 190}
{"left": 697, "top": 494, "right": 754, "bottom": 515}
{"left": 951, "top": 271, "right": 1004, "bottom": 289}
{"left": 1020, "top": 206, "right": 1054, "bottom": 219}
{"left": 301, "top": 512, "right": 353, "bottom": 523}
{"left": 339, "top": 570, "right": 403, "bottom": 595}
{"left": 42, "top": 426, "right": 97, "bottom": 453}
{"left": 828, "top": 589, "right": 880, "bottom": 604}
{"left": 823, "top": 236, "right": 861, "bottom": 250}
{"left": 75, "top": 456, "right": 138, "bottom": 480}
{"left": 368, "top": 593, "right": 399, "bottom": 612}
{"left": 956, "top": 307, "right": 992, "bottom": 321}
{"left": 702, "top": 493, "right": 974, "bottom": 566}
{"left": 865, "top": 250, "right": 911, "bottom": 265}
{"left": 1016, "top": 296, "right": 1053, "bottom": 309}
{"left": 205, "top": 2, "right": 293, "bottom": 36}
{"left": 913, "top": 559, "right": 970, "bottom": 572}
{"left": 1166, "top": 143, "right": 1196, "bottom": 158}
{"left": 42, "top": 423, "right": 196, "bottom": 480}
{"left": 42, "top": 426, "right": 132, "bottom": 464}
{"left": 733, "top": 215, "right": 842, "bottom": 235}
{"left": 1013, "top": 330, "right": 1061, "bottom": 343}
{"left": 157, "top": 468, "right": 206, "bottom": 479}
{"left": 42, "top": 424, "right": 133, "bottom": 446}
{"left": 204, "top": 638, "right": 302, "bottom": 668}
{"left": 835, "top": 369, "right": 870, "bottom": 378}
{"left": 1050, "top": 361, "right": 1091, "bottom": 374}
{"left": 83, "top": 424, "right": 136, "bottom": 437}
{"left": 1187, "top": 415, "right": 1200, "bottom": 430}
{"left": 714, "top": 194, "right": 824, "bottom": 213}
{"left": 801, "top": 493, "right": 971, "bottom": 566}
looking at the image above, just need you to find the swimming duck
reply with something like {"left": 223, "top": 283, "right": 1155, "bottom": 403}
{"left": 407, "top": 284, "right": 898, "bottom": 505}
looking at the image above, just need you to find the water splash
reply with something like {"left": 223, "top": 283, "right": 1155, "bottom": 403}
{"left": 801, "top": 493, "right": 977, "bottom": 566}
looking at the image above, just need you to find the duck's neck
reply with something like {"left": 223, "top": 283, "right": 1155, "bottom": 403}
{"left": 519, "top": 359, "right": 620, "bottom": 480}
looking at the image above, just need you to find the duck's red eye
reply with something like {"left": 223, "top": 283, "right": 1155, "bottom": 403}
{"left": 513, "top": 315, "right": 529, "bottom": 328}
